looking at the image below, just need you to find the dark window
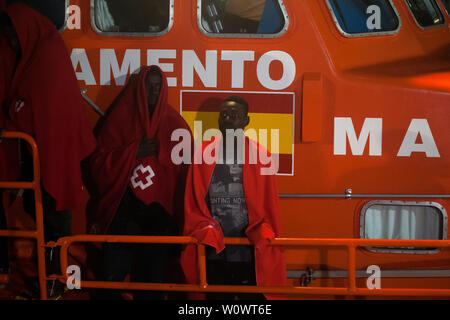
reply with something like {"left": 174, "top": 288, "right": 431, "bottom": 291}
{"left": 200, "top": 0, "right": 287, "bottom": 35}
{"left": 405, "top": 0, "right": 445, "bottom": 27}
{"left": 6, "top": 0, "right": 68, "bottom": 30}
{"left": 327, "top": 0, "right": 400, "bottom": 35}
{"left": 93, "top": 0, "right": 171, "bottom": 34}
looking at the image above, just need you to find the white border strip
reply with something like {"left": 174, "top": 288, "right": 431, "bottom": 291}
{"left": 60, "top": 0, "right": 70, "bottom": 33}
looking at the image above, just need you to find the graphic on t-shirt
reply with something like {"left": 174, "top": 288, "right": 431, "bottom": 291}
{"left": 206, "top": 164, "right": 251, "bottom": 262}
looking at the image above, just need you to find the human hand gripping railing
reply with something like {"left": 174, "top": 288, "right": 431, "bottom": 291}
{"left": 0, "top": 131, "right": 48, "bottom": 300}
{"left": 56, "top": 235, "right": 450, "bottom": 297}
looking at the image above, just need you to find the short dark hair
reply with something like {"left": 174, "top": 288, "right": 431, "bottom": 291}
{"left": 224, "top": 95, "right": 249, "bottom": 114}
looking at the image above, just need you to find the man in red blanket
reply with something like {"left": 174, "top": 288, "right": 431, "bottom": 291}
{"left": 181, "top": 96, "right": 286, "bottom": 300}
{"left": 88, "top": 66, "right": 192, "bottom": 300}
{"left": 0, "top": 2, "right": 96, "bottom": 297}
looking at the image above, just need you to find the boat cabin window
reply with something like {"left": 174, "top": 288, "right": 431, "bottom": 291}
{"left": 92, "top": 0, "right": 172, "bottom": 35}
{"left": 360, "top": 201, "right": 447, "bottom": 254}
{"left": 326, "top": 0, "right": 400, "bottom": 37}
{"left": 6, "top": 0, "right": 69, "bottom": 31}
{"left": 405, "top": 0, "right": 445, "bottom": 28}
{"left": 198, "top": 0, "right": 288, "bottom": 37}
{"left": 442, "top": 0, "right": 450, "bottom": 15}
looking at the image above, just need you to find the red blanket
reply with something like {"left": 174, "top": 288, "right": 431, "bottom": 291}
{"left": 1, "top": 3, "right": 96, "bottom": 210}
{"left": 180, "top": 137, "right": 287, "bottom": 299}
{"left": 88, "top": 66, "right": 192, "bottom": 234}
{"left": 0, "top": 34, "right": 15, "bottom": 101}
{"left": 0, "top": 32, "right": 19, "bottom": 182}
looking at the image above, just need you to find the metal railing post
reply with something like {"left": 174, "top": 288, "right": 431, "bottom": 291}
{"left": 197, "top": 244, "right": 207, "bottom": 288}
{"left": 54, "top": 236, "right": 450, "bottom": 297}
{"left": 347, "top": 243, "right": 357, "bottom": 293}
{"left": 0, "top": 131, "right": 47, "bottom": 299}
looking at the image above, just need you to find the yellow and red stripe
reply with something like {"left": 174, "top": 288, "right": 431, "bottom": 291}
{"left": 180, "top": 91, "right": 294, "bottom": 175}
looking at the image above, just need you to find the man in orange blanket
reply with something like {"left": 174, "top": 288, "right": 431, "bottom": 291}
{"left": 181, "top": 96, "right": 286, "bottom": 300}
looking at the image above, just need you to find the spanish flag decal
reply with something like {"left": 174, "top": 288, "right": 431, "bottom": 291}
{"left": 180, "top": 90, "right": 295, "bottom": 175}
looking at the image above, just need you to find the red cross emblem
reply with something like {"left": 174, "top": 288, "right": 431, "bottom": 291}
{"left": 131, "top": 164, "right": 155, "bottom": 190}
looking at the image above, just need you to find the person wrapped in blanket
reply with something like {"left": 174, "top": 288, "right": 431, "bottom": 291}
{"left": 181, "top": 96, "right": 287, "bottom": 300}
{"left": 88, "top": 66, "right": 192, "bottom": 300}
{"left": 0, "top": 2, "right": 96, "bottom": 299}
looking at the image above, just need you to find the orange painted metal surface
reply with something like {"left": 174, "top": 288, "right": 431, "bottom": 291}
{"left": 301, "top": 73, "right": 323, "bottom": 142}
{"left": 61, "top": 0, "right": 450, "bottom": 191}
{"left": 56, "top": 235, "right": 450, "bottom": 296}
{"left": 0, "top": 132, "right": 47, "bottom": 300}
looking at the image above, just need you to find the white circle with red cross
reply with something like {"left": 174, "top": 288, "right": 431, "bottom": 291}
{"left": 131, "top": 164, "right": 155, "bottom": 190}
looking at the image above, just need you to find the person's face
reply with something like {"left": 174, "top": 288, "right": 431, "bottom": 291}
{"left": 146, "top": 71, "right": 162, "bottom": 114}
{"left": 218, "top": 100, "right": 249, "bottom": 134}
{"left": 0, "top": 18, "right": 20, "bottom": 56}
